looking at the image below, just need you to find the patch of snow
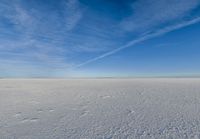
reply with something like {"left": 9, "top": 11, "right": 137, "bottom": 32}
{"left": 0, "top": 78, "right": 200, "bottom": 138}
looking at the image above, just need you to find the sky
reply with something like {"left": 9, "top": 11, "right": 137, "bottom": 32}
{"left": 0, "top": 0, "right": 200, "bottom": 77}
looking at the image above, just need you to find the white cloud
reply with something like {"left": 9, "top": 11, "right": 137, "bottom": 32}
{"left": 0, "top": 0, "right": 83, "bottom": 73}
{"left": 121, "top": 0, "right": 200, "bottom": 32}
{"left": 63, "top": 0, "right": 82, "bottom": 31}
{"left": 75, "top": 17, "right": 200, "bottom": 68}
{"left": 73, "top": 0, "right": 200, "bottom": 68}
{"left": 1, "top": 0, "right": 200, "bottom": 75}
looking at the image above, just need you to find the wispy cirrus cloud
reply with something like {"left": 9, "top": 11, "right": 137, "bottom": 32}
{"left": 1, "top": 0, "right": 200, "bottom": 77}
{"left": 63, "top": 0, "right": 82, "bottom": 31}
{"left": 74, "top": 0, "right": 200, "bottom": 68}
{"left": 120, "top": 0, "right": 200, "bottom": 33}
{"left": 75, "top": 17, "right": 200, "bottom": 68}
{"left": 0, "top": 0, "right": 83, "bottom": 75}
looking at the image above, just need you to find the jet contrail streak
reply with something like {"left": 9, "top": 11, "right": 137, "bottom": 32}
{"left": 74, "top": 17, "right": 200, "bottom": 68}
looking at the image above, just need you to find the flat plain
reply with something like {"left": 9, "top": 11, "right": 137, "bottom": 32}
{"left": 0, "top": 78, "right": 200, "bottom": 139}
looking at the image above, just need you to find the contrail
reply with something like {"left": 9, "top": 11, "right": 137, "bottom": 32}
{"left": 74, "top": 17, "right": 200, "bottom": 68}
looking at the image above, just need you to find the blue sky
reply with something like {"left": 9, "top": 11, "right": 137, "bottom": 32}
{"left": 0, "top": 0, "right": 200, "bottom": 77}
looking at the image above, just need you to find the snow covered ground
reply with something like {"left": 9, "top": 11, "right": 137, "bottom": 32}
{"left": 0, "top": 78, "right": 200, "bottom": 139}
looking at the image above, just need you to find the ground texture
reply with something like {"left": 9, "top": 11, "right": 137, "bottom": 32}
{"left": 1, "top": 78, "right": 200, "bottom": 139}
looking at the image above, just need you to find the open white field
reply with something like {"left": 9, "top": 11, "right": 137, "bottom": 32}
{"left": 0, "top": 78, "right": 200, "bottom": 139}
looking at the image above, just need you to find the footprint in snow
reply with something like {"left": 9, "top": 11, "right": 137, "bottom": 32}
{"left": 126, "top": 109, "right": 135, "bottom": 115}
{"left": 30, "top": 101, "right": 40, "bottom": 105}
{"left": 37, "top": 109, "right": 43, "bottom": 113}
{"left": 30, "top": 118, "right": 39, "bottom": 122}
{"left": 49, "top": 109, "right": 54, "bottom": 112}
{"left": 21, "top": 118, "right": 39, "bottom": 123}
{"left": 80, "top": 110, "right": 90, "bottom": 117}
{"left": 101, "top": 95, "right": 111, "bottom": 99}
{"left": 13, "top": 112, "right": 22, "bottom": 118}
